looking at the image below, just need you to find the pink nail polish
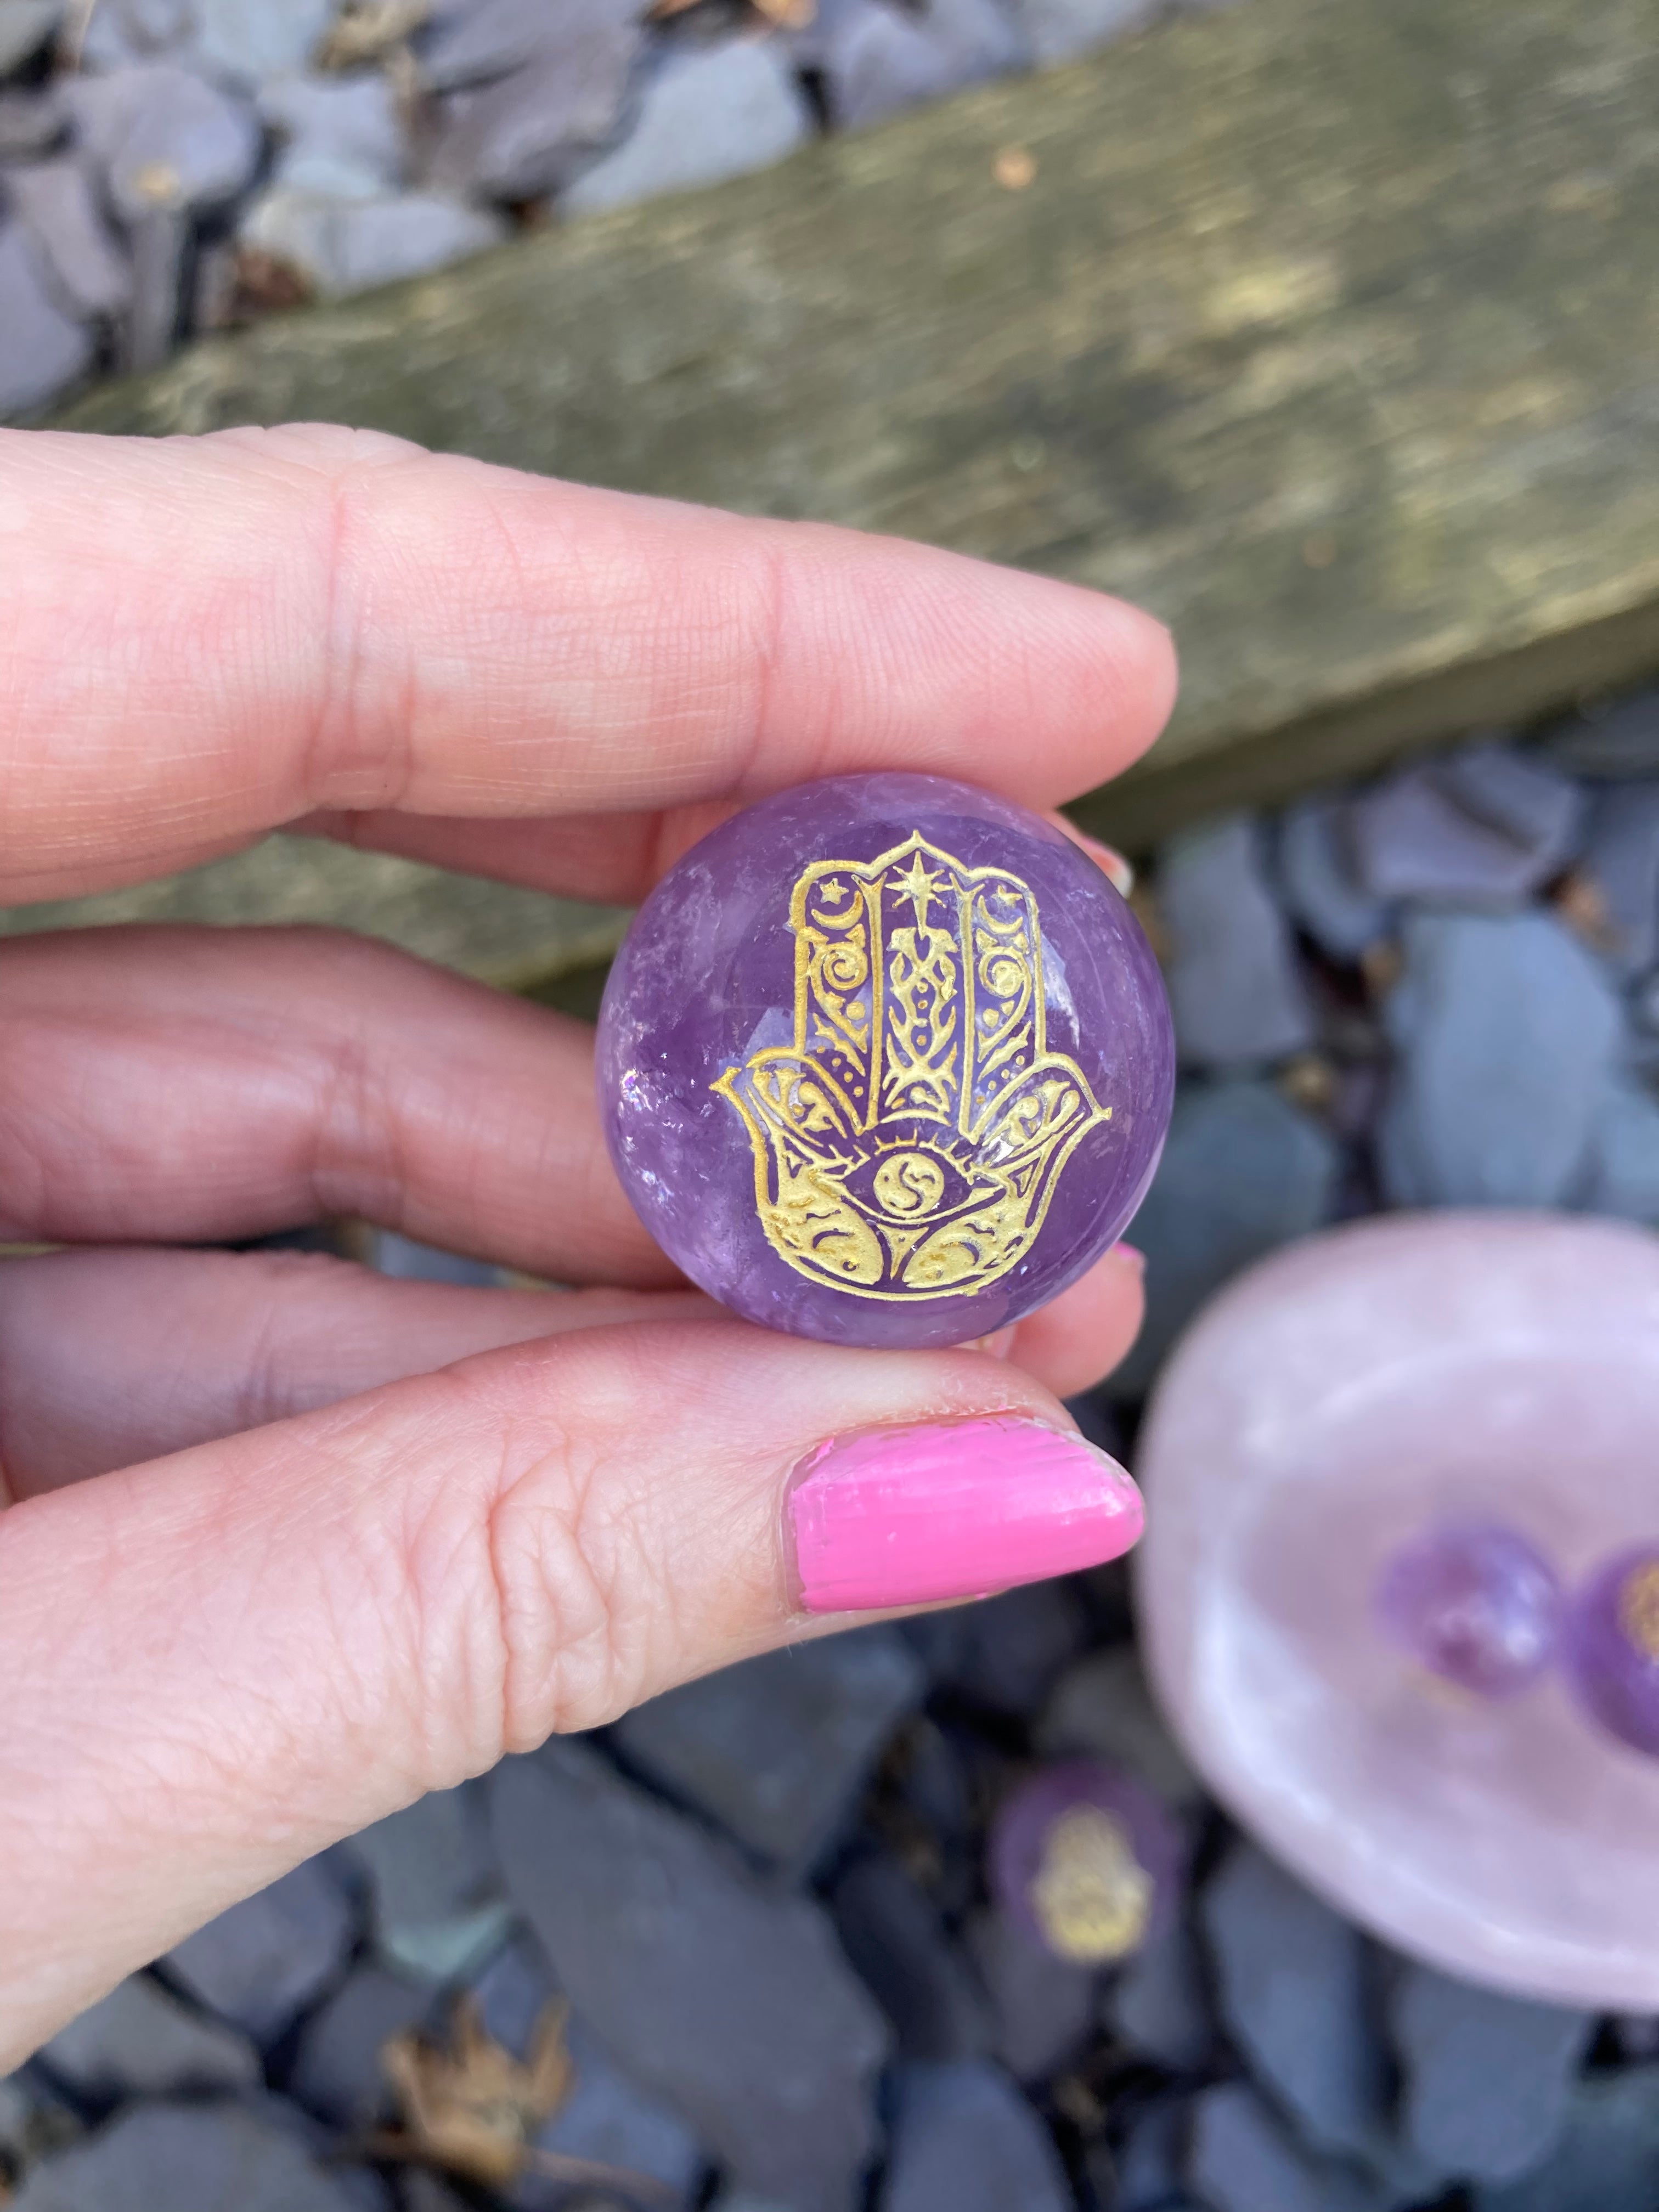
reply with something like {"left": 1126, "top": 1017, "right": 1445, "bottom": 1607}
{"left": 1115, "top": 1242, "right": 1147, "bottom": 1271}
{"left": 787, "top": 1414, "right": 1144, "bottom": 1615}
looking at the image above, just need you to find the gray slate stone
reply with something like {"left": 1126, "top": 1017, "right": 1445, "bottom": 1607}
{"left": 1158, "top": 815, "right": 1315, "bottom": 1069}
{"left": 489, "top": 1742, "right": 888, "bottom": 2212}
{"left": 1434, "top": 738, "right": 1583, "bottom": 857}
{"left": 827, "top": 0, "right": 1026, "bottom": 131}
{"left": 902, "top": 1581, "right": 1088, "bottom": 1717}
{"left": 0, "top": 84, "right": 66, "bottom": 157}
{"left": 1106, "top": 1078, "right": 1339, "bottom": 1397}
{"left": 881, "top": 2061, "right": 1070, "bottom": 2212}
{"left": 1577, "top": 782, "right": 1659, "bottom": 974}
{"left": 289, "top": 1963, "right": 436, "bottom": 2130}
{"left": 340, "top": 1781, "right": 509, "bottom": 1983}
{"left": 610, "top": 1624, "right": 923, "bottom": 1878}
{"left": 1106, "top": 2099, "right": 1189, "bottom": 2211}
{"left": 1036, "top": 1643, "right": 1206, "bottom": 1809}
{"left": 469, "top": 1928, "right": 558, "bottom": 2058}
{"left": 1350, "top": 744, "right": 1581, "bottom": 907}
{"left": 77, "top": 0, "right": 193, "bottom": 67}
{"left": 260, "top": 70, "right": 404, "bottom": 196}
{"left": 1475, "top": 2065, "right": 1659, "bottom": 2212}
{"left": 1275, "top": 794, "right": 1394, "bottom": 962}
{"left": 963, "top": 1906, "right": 1096, "bottom": 2082}
{"left": 563, "top": 42, "right": 811, "bottom": 215}
{"left": 238, "top": 185, "right": 505, "bottom": 299}
{"left": 117, "top": 200, "right": 183, "bottom": 370}
{"left": 38, "top": 1975, "right": 260, "bottom": 2102}
{"left": 0, "top": 221, "right": 94, "bottom": 415}
{"left": 514, "top": 2018, "right": 707, "bottom": 2208}
{"left": 162, "top": 1855, "right": 357, "bottom": 2045}
{"left": 419, "top": 0, "right": 586, "bottom": 92}
{"left": 1540, "top": 689, "right": 1659, "bottom": 780}
{"left": 194, "top": 0, "right": 337, "bottom": 83}
{"left": 9, "top": 2101, "right": 369, "bottom": 2212}
{"left": 5, "top": 159, "right": 131, "bottom": 317}
{"left": 402, "top": 2176, "right": 473, "bottom": 2212}
{"left": 1187, "top": 2083, "right": 1387, "bottom": 2212}
{"left": 1581, "top": 1076, "right": 1659, "bottom": 1224}
{"left": 1387, "top": 1958, "right": 1593, "bottom": 2186}
{"left": 426, "top": 7, "right": 642, "bottom": 200}
{"left": 66, "top": 65, "right": 261, "bottom": 222}
{"left": 1105, "top": 1919, "right": 1214, "bottom": 2073}
{"left": 1377, "top": 910, "right": 1623, "bottom": 1208}
{"left": 1015, "top": 0, "right": 1159, "bottom": 68}
{"left": 1200, "top": 1839, "right": 1388, "bottom": 2164}
{"left": 830, "top": 1854, "right": 994, "bottom": 2062}
{"left": 0, "top": 1, "right": 58, "bottom": 76}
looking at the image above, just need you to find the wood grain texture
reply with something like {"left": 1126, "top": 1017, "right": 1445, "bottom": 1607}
{"left": 31, "top": 0, "right": 1659, "bottom": 969}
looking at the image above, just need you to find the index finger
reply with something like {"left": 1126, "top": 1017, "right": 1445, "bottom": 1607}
{"left": 0, "top": 424, "right": 1176, "bottom": 905}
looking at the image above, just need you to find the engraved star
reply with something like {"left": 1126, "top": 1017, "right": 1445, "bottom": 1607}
{"left": 894, "top": 850, "right": 945, "bottom": 933}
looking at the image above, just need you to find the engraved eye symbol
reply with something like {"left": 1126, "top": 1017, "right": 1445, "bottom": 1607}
{"left": 871, "top": 1152, "right": 947, "bottom": 1218}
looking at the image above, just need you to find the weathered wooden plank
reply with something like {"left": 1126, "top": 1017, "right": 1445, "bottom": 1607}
{"left": 29, "top": 0, "right": 1659, "bottom": 970}
{"left": 0, "top": 835, "right": 630, "bottom": 994}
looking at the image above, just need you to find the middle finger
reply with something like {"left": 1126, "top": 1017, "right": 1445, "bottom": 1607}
{"left": 0, "top": 923, "right": 673, "bottom": 1283}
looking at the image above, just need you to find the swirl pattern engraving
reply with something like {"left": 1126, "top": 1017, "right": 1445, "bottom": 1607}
{"left": 712, "top": 833, "right": 1111, "bottom": 1300}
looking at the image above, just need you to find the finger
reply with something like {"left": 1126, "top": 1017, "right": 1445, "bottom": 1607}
{"left": 0, "top": 1240, "right": 1144, "bottom": 1497}
{"left": 1046, "top": 811, "right": 1136, "bottom": 897}
{"left": 0, "top": 1322, "right": 1142, "bottom": 2058}
{"left": 1005, "top": 1241, "right": 1146, "bottom": 1397}
{"left": 0, "top": 925, "right": 674, "bottom": 1281}
{"left": 1, "top": 425, "right": 1176, "bottom": 905}
{"left": 292, "top": 800, "right": 1143, "bottom": 915}
{"left": 0, "top": 1247, "right": 708, "bottom": 1497}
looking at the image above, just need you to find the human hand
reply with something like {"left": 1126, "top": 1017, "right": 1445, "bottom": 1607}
{"left": 0, "top": 424, "right": 1175, "bottom": 2059}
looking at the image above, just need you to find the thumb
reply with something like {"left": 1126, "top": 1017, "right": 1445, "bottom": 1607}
{"left": 0, "top": 1319, "right": 1139, "bottom": 2060}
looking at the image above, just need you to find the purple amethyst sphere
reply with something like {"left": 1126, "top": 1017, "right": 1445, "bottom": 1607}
{"left": 989, "top": 1759, "right": 1182, "bottom": 1964}
{"left": 596, "top": 773, "right": 1174, "bottom": 1348}
{"left": 1373, "top": 1519, "right": 1562, "bottom": 1699}
{"left": 1564, "top": 1545, "right": 1659, "bottom": 1757}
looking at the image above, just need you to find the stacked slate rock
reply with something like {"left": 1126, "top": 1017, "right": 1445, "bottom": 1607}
{"left": 1112, "top": 704, "right": 1659, "bottom": 1399}
{"left": 0, "top": 0, "right": 1237, "bottom": 421}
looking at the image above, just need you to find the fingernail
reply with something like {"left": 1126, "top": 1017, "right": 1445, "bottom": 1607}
{"left": 1066, "top": 829, "right": 1136, "bottom": 898}
{"left": 787, "top": 1414, "right": 1144, "bottom": 1615}
{"left": 1114, "top": 1242, "right": 1147, "bottom": 1272}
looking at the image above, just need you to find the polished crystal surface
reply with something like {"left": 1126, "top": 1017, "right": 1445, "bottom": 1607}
{"left": 1565, "top": 1546, "right": 1659, "bottom": 1757}
{"left": 1373, "top": 1519, "right": 1562, "bottom": 1700}
{"left": 987, "top": 1759, "right": 1182, "bottom": 1965}
{"left": 597, "top": 774, "right": 1174, "bottom": 1347}
{"left": 1137, "top": 1212, "right": 1659, "bottom": 2007}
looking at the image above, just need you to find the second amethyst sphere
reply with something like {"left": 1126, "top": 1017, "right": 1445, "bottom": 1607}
{"left": 597, "top": 773, "right": 1174, "bottom": 1348}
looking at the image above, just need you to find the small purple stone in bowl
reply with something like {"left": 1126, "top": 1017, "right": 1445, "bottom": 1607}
{"left": 988, "top": 1758, "right": 1182, "bottom": 1965}
{"left": 596, "top": 773, "right": 1174, "bottom": 1348}
{"left": 1372, "top": 1519, "right": 1562, "bottom": 1699}
{"left": 1564, "top": 1545, "right": 1659, "bottom": 1757}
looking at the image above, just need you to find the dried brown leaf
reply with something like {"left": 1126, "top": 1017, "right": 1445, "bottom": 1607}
{"left": 317, "top": 0, "right": 433, "bottom": 70}
{"left": 382, "top": 1994, "right": 574, "bottom": 2187}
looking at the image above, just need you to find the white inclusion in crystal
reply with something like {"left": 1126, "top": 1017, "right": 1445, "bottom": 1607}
{"left": 1041, "top": 939, "right": 1077, "bottom": 1023}
{"left": 739, "top": 1006, "right": 796, "bottom": 1061}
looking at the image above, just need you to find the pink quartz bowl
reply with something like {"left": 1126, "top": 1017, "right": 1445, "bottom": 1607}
{"left": 1135, "top": 1210, "right": 1659, "bottom": 2007}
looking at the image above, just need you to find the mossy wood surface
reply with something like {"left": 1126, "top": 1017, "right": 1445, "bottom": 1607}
{"left": 27, "top": 0, "right": 1659, "bottom": 983}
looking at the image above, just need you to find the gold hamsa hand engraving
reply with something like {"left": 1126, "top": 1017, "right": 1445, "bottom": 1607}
{"left": 712, "top": 833, "right": 1110, "bottom": 1301}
